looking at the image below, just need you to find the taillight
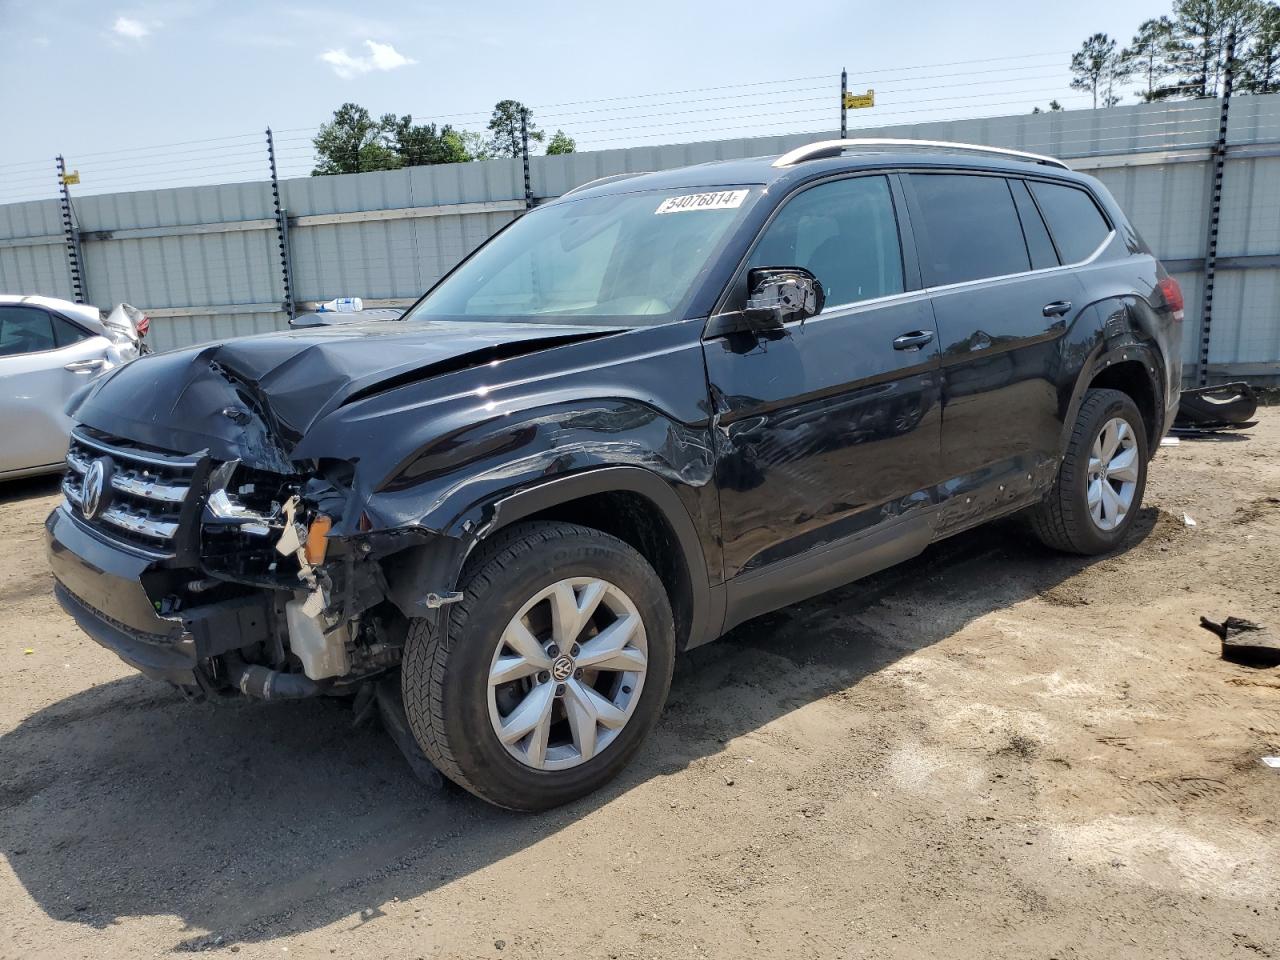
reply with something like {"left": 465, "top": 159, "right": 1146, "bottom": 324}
{"left": 136, "top": 315, "right": 150, "bottom": 337}
{"left": 1157, "top": 276, "right": 1184, "bottom": 322}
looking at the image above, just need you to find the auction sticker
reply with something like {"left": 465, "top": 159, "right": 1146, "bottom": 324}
{"left": 655, "top": 189, "right": 749, "bottom": 214}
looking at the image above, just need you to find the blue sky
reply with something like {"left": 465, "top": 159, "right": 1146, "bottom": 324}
{"left": 1, "top": 0, "right": 1166, "bottom": 199}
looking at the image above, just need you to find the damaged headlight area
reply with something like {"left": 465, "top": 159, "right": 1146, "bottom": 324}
{"left": 186, "top": 458, "right": 407, "bottom": 699}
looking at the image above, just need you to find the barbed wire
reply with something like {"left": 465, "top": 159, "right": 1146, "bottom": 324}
{"left": 0, "top": 50, "right": 1269, "bottom": 206}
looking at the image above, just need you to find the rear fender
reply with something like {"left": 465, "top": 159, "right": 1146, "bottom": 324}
{"left": 1057, "top": 297, "right": 1166, "bottom": 456}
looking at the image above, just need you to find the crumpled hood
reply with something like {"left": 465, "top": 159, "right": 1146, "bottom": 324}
{"left": 71, "top": 318, "right": 616, "bottom": 469}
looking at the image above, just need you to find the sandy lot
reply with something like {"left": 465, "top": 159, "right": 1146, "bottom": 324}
{"left": 2, "top": 411, "right": 1279, "bottom": 959}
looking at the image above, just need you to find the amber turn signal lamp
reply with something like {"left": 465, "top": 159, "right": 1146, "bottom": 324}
{"left": 304, "top": 515, "right": 332, "bottom": 564}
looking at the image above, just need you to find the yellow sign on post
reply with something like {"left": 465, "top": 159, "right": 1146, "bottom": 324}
{"left": 843, "top": 89, "right": 875, "bottom": 110}
{"left": 61, "top": 171, "right": 80, "bottom": 185}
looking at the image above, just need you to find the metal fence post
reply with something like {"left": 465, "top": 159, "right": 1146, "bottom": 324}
{"left": 56, "top": 155, "right": 87, "bottom": 304}
{"left": 521, "top": 108, "right": 533, "bottom": 210}
{"left": 1195, "top": 30, "right": 1236, "bottom": 388}
{"left": 840, "top": 68, "right": 848, "bottom": 139}
{"left": 266, "top": 128, "right": 296, "bottom": 323}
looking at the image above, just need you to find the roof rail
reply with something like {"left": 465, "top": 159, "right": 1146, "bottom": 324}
{"left": 560, "top": 171, "right": 651, "bottom": 198}
{"left": 772, "top": 138, "right": 1069, "bottom": 170}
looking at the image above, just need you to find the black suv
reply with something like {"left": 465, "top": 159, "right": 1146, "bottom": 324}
{"left": 47, "top": 139, "right": 1184, "bottom": 810}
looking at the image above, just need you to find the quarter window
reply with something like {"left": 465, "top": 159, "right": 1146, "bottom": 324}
{"left": 749, "top": 175, "right": 904, "bottom": 307}
{"left": 1010, "top": 180, "right": 1060, "bottom": 271}
{"left": 909, "top": 174, "right": 1030, "bottom": 286}
{"left": 1028, "top": 181, "right": 1112, "bottom": 264}
{"left": 0, "top": 306, "right": 57, "bottom": 358}
{"left": 52, "top": 314, "right": 91, "bottom": 347}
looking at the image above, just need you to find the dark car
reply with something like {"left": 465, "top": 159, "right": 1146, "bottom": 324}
{"left": 47, "top": 139, "right": 1184, "bottom": 810}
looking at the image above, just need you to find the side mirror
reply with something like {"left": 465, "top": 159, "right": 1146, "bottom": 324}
{"left": 742, "top": 267, "right": 825, "bottom": 329}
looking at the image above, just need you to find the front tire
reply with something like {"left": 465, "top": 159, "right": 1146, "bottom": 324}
{"left": 401, "top": 521, "right": 675, "bottom": 811}
{"left": 1029, "top": 388, "right": 1149, "bottom": 555}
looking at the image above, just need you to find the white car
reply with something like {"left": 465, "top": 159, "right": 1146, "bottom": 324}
{"left": 0, "top": 295, "right": 145, "bottom": 480}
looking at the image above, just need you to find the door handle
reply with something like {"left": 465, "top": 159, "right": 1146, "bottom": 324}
{"left": 64, "top": 358, "right": 106, "bottom": 373}
{"left": 892, "top": 330, "right": 934, "bottom": 351}
{"left": 1042, "top": 300, "right": 1073, "bottom": 317}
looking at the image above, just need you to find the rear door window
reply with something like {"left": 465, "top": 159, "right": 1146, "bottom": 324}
{"left": 1028, "top": 181, "right": 1112, "bottom": 264}
{"left": 748, "top": 175, "right": 904, "bottom": 306}
{"left": 0, "top": 306, "right": 57, "bottom": 358}
{"left": 909, "top": 174, "right": 1030, "bottom": 286}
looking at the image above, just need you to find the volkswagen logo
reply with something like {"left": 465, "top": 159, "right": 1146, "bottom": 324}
{"left": 80, "top": 457, "right": 112, "bottom": 520}
{"left": 551, "top": 655, "right": 575, "bottom": 682}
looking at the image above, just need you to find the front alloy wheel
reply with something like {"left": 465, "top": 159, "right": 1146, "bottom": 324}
{"left": 402, "top": 521, "right": 675, "bottom": 811}
{"left": 488, "top": 577, "right": 648, "bottom": 770}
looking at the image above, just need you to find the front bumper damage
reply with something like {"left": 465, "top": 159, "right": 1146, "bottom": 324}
{"left": 46, "top": 447, "right": 469, "bottom": 702}
{"left": 47, "top": 505, "right": 273, "bottom": 688}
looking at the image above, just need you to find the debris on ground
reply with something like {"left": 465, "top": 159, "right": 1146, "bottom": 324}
{"left": 1183, "top": 513, "right": 1197, "bottom": 527}
{"left": 1262, "top": 757, "right": 1280, "bottom": 769}
{"left": 1200, "top": 615, "right": 1280, "bottom": 667}
{"left": 1175, "top": 382, "right": 1259, "bottom": 430}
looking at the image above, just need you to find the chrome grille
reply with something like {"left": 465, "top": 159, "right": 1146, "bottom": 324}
{"left": 63, "top": 428, "right": 202, "bottom": 552}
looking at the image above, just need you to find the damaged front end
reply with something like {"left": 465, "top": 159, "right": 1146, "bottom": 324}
{"left": 49, "top": 422, "right": 436, "bottom": 703}
{"left": 46, "top": 331, "right": 478, "bottom": 704}
{"left": 47, "top": 315, "right": 682, "bottom": 709}
{"left": 197, "top": 457, "right": 409, "bottom": 699}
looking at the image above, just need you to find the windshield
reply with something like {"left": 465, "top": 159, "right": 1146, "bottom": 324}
{"left": 405, "top": 186, "right": 759, "bottom": 326}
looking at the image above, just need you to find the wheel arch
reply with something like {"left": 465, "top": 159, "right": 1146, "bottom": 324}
{"left": 478, "top": 468, "right": 718, "bottom": 652}
{"left": 1087, "top": 358, "right": 1161, "bottom": 452}
{"left": 1059, "top": 299, "right": 1168, "bottom": 458}
{"left": 383, "top": 466, "right": 720, "bottom": 652}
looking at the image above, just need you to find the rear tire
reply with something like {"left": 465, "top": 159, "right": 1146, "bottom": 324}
{"left": 1029, "top": 388, "right": 1149, "bottom": 555}
{"left": 401, "top": 521, "right": 675, "bottom": 811}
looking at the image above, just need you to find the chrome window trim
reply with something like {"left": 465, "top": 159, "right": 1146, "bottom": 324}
{"left": 779, "top": 229, "right": 1114, "bottom": 320}
{"left": 813, "top": 288, "right": 933, "bottom": 317}
{"left": 921, "top": 229, "right": 1115, "bottom": 297}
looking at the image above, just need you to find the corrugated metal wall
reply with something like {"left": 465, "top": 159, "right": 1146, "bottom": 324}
{"left": 1, "top": 95, "right": 1277, "bottom": 378}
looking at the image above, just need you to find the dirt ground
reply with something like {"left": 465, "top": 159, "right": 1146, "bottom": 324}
{"left": 2, "top": 412, "right": 1279, "bottom": 960}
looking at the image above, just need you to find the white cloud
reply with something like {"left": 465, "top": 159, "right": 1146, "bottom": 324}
{"left": 112, "top": 16, "right": 152, "bottom": 40}
{"left": 319, "top": 40, "right": 415, "bottom": 79}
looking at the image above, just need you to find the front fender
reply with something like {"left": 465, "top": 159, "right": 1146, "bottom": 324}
{"left": 380, "top": 463, "right": 720, "bottom": 649}
{"left": 357, "top": 397, "right": 721, "bottom": 644}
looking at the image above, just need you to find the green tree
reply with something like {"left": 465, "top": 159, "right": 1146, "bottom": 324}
{"left": 311, "top": 103, "right": 401, "bottom": 175}
{"left": 1124, "top": 17, "right": 1183, "bottom": 100}
{"left": 1071, "top": 33, "right": 1132, "bottom": 108}
{"left": 487, "top": 100, "right": 544, "bottom": 158}
{"left": 545, "top": 130, "right": 576, "bottom": 155}
{"left": 1241, "top": 1, "right": 1280, "bottom": 92}
{"left": 385, "top": 115, "right": 471, "bottom": 165}
{"left": 1172, "top": 0, "right": 1266, "bottom": 97}
{"left": 1031, "top": 100, "right": 1065, "bottom": 113}
{"left": 449, "top": 129, "right": 492, "bottom": 161}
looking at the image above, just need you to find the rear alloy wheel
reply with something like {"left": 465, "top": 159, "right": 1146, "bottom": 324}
{"left": 1086, "top": 416, "right": 1140, "bottom": 531}
{"left": 402, "top": 522, "right": 675, "bottom": 811}
{"left": 1029, "top": 387, "right": 1149, "bottom": 555}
